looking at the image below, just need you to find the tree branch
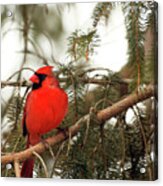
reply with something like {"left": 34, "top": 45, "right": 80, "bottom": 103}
{"left": 1, "top": 80, "right": 32, "bottom": 88}
{"left": 1, "top": 78, "right": 131, "bottom": 88}
{"left": 97, "top": 85, "right": 155, "bottom": 121}
{"left": 1, "top": 85, "right": 155, "bottom": 165}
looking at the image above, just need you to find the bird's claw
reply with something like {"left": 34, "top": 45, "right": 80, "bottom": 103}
{"left": 56, "top": 127, "right": 69, "bottom": 138}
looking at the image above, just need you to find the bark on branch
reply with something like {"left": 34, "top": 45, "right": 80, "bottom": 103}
{"left": 1, "top": 85, "right": 155, "bottom": 165}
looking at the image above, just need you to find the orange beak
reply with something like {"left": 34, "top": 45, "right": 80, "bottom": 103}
{"left": 29, "top": 74, "right": 39, "bottom": 83}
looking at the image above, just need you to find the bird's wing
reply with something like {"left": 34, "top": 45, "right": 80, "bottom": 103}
{"left": 22, "top": 92, "right": 32, "bottom": 137}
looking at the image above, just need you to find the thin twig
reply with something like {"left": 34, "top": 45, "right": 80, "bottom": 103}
{"left": 50, "top": 142, "right": 65, "bottom": 178}
{"left": 14, "top": 160, "right": 21, "bottom": 177}
{"left": 82, "top": 107, "right": 93, "bottom": 147}
{"left": 66, "top": 129, "right": 72, "bottom": 156}
{"left": 133, "top": 105, "right": 152, "bottom": 180}
{"left": 6, "top": 68, "right": 35, "bottom": 82}
{"left": 18, "top": 50, "right": 49, "bottom": 65}
{"left": 12, "top": 135, "right": 22, "bottom": 153}
{"left": 33, "top": 151, "right": 49, "bottom": 178}
{"left": 67, "top": 68, "right": 78, "bottom": 122}
{"left": 132, "top": 106, "right": 147, "bottom": 151}
{"left": 118, "top": 114, "right": 126, "bottom": 179}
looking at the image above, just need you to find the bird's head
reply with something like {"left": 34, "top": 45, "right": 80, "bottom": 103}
{"left": 29, "top": 66, "right": 58, "bottom": 90}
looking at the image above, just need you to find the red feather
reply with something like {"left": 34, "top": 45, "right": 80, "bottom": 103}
{"left": 21, "top": 66, "right": 68, "bottom": 177}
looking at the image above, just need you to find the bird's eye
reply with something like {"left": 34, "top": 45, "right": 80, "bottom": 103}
{"left": 35, "top": 73, "right": 47, "bottom": 82}
{"left": 32, "top": 73, "right": 47, "bottom": 90}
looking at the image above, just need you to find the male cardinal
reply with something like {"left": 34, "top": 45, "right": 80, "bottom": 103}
{"left": 21, "top": 66, "right": 68, "bottom": 177}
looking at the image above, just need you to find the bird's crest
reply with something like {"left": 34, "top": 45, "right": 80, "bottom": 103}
{"left": 36, "top": 66, "right": 54, "bottom": 76}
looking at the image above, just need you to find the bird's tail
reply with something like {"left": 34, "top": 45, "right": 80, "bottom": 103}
{"left": 21, "top": 136, "right": 34, "bottom": 178}
{"left": 21, "top": 158, "right": 34, "bottom": 178}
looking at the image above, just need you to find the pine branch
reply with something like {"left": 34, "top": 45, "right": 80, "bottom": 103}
{"left": 67, "top": 30, "right": 99, "bottom": 61}
{"left": 92, "top": 2, "right": 113, "bottom": 27}
{"left": 1, "top": 85, "right": 154, "bottom": 165}
{"left": 122, "top": 2, "right": 147, "bottom": 89}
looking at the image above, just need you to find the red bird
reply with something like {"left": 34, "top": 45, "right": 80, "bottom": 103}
{"left": 21, "top": 66, "right": 68, "bottom": 177}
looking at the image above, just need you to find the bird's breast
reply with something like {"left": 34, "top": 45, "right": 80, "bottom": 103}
{"left": 26, "top": 87, "right": 68, "bottom": 135}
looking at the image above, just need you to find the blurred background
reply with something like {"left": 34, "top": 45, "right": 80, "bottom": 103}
{"left": 1, "top": 2, "right": 157, "bottom": 180}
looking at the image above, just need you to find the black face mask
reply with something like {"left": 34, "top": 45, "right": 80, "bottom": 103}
{"left": 32, "top": 73, "right": 47, "bottom": 90}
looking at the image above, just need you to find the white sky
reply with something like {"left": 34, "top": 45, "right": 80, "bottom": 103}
{"left": 60, "top": 3, "right": 128, "bottom": 71}
{"left": 1, "top": 3, "right": 128, "bottom": 79}
{"left": 92, "top": 4, "right": 128, "bottom": 71}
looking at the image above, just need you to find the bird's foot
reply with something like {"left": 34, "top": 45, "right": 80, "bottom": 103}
{"left": 56, "top": 127, "right": 69, "bottom": 138}
{"left": 40, "top": 138, "right": 50, "bottom": 149}
{"left": 40, "top": 138, "right": 54, "bottom": 158}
